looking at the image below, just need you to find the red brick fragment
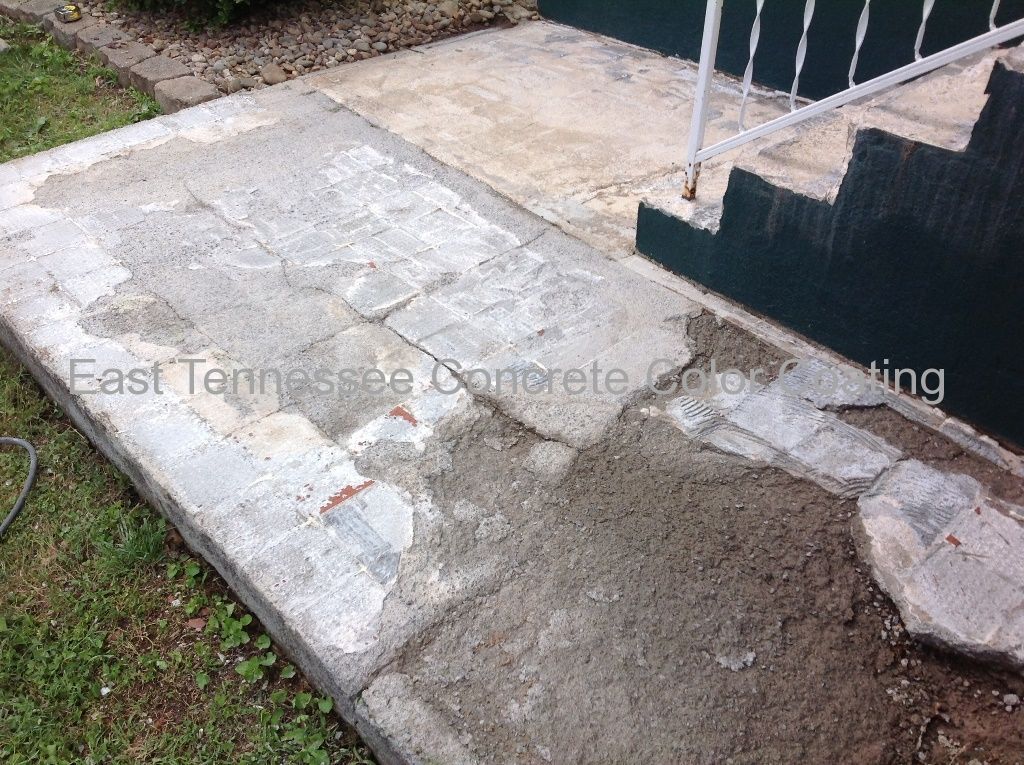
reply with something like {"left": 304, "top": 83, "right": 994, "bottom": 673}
{"left": 319, "top": 480, "right": 375, "bottom": 514}
{"left": 945, "top": 533, "right": 962, "bottom": 547}
{"left": 388, "top": 405, "right": 418, "bottom": 426}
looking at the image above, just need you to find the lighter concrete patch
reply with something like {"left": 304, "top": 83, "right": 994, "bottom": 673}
{"left": 307, "top": 21, "right": 790, "bottom": 255}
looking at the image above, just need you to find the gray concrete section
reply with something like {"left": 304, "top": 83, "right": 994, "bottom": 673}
{"left": 0, "top": 82, "right": 700, "bottom": 762}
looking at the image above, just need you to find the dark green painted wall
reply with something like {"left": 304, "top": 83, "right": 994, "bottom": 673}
{"left": 636, "top": 63, "right": 1024, "bottom": 447}
{"left": 540, "top": 0, "right": 1024, "bottom": 98}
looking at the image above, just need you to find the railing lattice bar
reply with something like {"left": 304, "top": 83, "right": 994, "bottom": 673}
{"left": 849, "top": 0, "right": 872, "bottom": 86}
{"left": 790, "top": 0, "right": 816, "bottom": 110}
{"left": 739, "top": 0, "right": 766, "bottom": 130}
{"left": 683, "top": 0, "right": 1024, "bottom": 198}
{"left": 915, "top": 0, "right": 935, "bottom": 61}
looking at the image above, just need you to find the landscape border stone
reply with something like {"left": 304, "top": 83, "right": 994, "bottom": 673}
{"left": 153, "top": 74, "right": 220, "bottom": 112}
{"left": 97, "top": 39, "right": 156, "bottom": 84}
{"left": 9, "top": 0, "right": 50, "bottom": 22}
{"left": 76, "top": 21, "right": 128, "bottom": 54}
{"left": 129, "top": 52, "right": 191, "bottom": 93}
{"left": 1, "top": 0, "right": 538, "bottom": 106}
{"left": 0, "top": 0, "right": 221, "bottom": 112}
{"left": 40, "top": 9, "right": 98, "bottom": 47}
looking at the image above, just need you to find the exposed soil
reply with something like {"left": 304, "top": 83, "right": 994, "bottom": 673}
{"left": 840, "top": 405, "right": 1024, "bottom": 505}
{"left": 684, "top": 311, "right": 790, "bottom": 381}
{"left": 351, "top": 310, "right": 1024, "bottom": 765}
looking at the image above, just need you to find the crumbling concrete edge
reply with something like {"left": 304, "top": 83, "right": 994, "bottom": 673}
{"left": 624, "top": 250, "right": 1024, "bottom": 479}
{"left": 0, "top": 315, "right": 428, "bottom": 765}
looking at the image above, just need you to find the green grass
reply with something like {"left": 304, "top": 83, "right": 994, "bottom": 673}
{"left": 0, "top": 20, "right": 160, "bottom": 163}
{"left": 0, "top": 350, "right": 377, "bottom": 764}
{"left": 0, "top": 26, "right": 376, "bottom": 763}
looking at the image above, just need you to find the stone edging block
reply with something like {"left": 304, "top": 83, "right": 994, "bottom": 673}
{"left": 40, "top": 9, "right": 97, "bottom": 47}
{"left": 154, "top": 75, "right": 220, "bottom": 112}
{"left": 98, "top": 40, "right": 156, "bottom": 84}
{"left": 9, "top": 0, "right": 51, "bottom": 21}
{"left": 129, "top": 53, "right": 191, "bottom": 93}
{"left": 0, "top": 1, "right": 224, "bottom": 111}
{"left": 76, "top": 22, "right": 129, "bottom": 54}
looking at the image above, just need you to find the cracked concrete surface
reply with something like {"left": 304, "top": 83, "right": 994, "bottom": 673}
{"left": 1, "top": 44, "right": 1023, "bottom": 765}
{"left": 307, "top": 21, "right": 791, "bottom": 254}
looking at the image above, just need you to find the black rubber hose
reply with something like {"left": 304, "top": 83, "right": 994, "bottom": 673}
{"left": 0, "top": 437, "right": 37, "bottom": 541}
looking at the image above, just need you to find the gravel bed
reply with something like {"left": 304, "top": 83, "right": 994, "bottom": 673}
{"left": 79, "top": 0, "right": 538, "bottom": 93}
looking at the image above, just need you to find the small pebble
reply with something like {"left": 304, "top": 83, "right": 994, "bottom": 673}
{"left": 74, "top": 0, "right": 538, "bottom": 93}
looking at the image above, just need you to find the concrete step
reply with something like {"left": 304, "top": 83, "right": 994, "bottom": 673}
{"left": 645, "top": 42, "right": 1023, "bottom": 233}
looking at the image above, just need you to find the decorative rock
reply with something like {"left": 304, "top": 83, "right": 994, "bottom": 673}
{"left": 153, "top": 75, "right": 220, "bottom": 113}
{"left": 128, "top": 54, "right": 191, "bottom": 94}
{"left": 23, "top": 0, "right": 539, "bottom": 94}
{"left": 98, "top": 41, "right": 157, "bottom": 86}
{"left": 260, "top": 62, "right": 287, "bottom": 85}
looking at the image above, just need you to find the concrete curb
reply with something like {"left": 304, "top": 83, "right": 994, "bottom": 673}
{"left": 0, "top": 2, "right": 220, "bottom": 112}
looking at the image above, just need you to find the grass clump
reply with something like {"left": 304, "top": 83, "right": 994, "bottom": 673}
{"left": 0, "top": 20, "right": 160, "bottom": 163}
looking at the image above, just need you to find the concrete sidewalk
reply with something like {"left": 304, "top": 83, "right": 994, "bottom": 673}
{"left": 1, "top": 31, "right": 1023, "bottom": 764}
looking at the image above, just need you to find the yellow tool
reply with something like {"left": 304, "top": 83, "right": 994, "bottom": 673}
{"left": 54, "top": 3, "right": 82, "bottom": 22}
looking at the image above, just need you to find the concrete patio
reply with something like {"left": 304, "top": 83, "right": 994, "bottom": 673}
{"left": 1, "top": 21, "right": 1022, "bottom": 765}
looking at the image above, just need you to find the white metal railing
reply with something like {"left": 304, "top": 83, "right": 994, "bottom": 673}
{"left": 683, "top": 0, "right": 1024, "bottom": 199}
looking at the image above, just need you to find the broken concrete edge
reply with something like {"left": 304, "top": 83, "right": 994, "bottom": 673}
{"left": 664, "top": 356, "right": 1024, "bottom": 672}
{"left": 852, "top": 495, "right": 1024, "bottom": 674}
{"left": 852, "top": 524, "right": 1023, "bottom": 674}
{"left": 0, "top": 4, "right": 224, "bottom": 113}
{"left": 0, "top": 316, "right": 413, "bottom": 765}
{"left": 622, "top": 231, "right": 1024, "bottom": 480}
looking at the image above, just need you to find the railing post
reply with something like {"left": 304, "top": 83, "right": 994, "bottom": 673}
{"left": 683, "top": 0, "right": 725, "bottom": 200}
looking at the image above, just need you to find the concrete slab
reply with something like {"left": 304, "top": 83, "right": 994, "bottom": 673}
{"left": 303, "top": 24, "right": 1024, "bottom": 471}
{"left": 306, "top": 22, "right": 789, "bottom": 255}
{"left": 2, "top": 49, "right": 1023, "bottom": 765}
{"left": 0, "top": 83, "right": 714, "bottom": 762}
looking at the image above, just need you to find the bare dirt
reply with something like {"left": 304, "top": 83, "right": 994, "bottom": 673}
{"left": 358, "top": 315, "right": 1024, "bottom": 765}
{"left": 840, "top": 405, "right": 1024, "bottom": 505}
